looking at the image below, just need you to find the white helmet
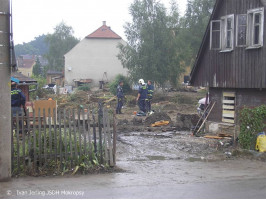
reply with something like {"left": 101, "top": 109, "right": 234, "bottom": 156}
{"left": 138, "top": 79, "right": 145, "bottom": 85}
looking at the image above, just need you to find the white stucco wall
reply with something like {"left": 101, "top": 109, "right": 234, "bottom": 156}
{"left": 64, "top": 38, "right": 128, "bottom": 86}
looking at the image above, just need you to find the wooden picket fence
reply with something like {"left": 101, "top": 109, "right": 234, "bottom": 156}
{"left": 11, "top": 105, "right": 116, "bottom": 176}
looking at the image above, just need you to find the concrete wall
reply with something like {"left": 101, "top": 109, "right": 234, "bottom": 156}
{"left": 64, "top": 38, "right": 128, "bottom": 87}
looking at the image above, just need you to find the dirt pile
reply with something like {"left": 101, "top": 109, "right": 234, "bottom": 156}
{"left": 175, "top": 113, "right": 200, "bottom": 131}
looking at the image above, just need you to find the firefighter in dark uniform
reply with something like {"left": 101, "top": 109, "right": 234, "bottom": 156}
{"left": 116, "top": 81, "right": 124, "bottom": 114}
{"left": 136, "top": 79, "right": 148, "bottom": 115}
{"left": 146, "top": 80, "right": 154, "bottom": 113}
{"left": 11, "top": 81, "right": 26, "bottom": 135}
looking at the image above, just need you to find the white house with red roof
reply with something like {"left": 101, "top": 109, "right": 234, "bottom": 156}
{"left": 64, "top": 21, "right": 128, "bottom": 87}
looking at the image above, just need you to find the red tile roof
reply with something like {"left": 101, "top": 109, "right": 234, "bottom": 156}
{"left": 86, "top": 24, "right": 122, "bottom": 39}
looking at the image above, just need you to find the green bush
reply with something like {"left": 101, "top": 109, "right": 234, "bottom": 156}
{"left": 239, "top": 105, "right": 266, "bottom": 149}
{"left": 108, "top": 74, "right": 131, "bottom": 95}
{"left": 77, "top": 84, "right": 91, "bottom": 92}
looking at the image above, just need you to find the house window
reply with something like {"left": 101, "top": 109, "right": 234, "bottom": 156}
{"left": 236, "top": 14, "right": 247, "bottom": 46}
{"left": 221, "top": 15, "right": 234, "bottom": 51}
{"left": 210, "top": 20, "right": 221, "bottom": 50}
{"left": 247, "top": 7, "right": 264, "bottom": 48}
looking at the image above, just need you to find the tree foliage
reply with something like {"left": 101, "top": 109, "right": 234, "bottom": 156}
{"left": 14, "top": 34, "right": 48, "bottom": 56}
{"left": 118, "top": 0, "right": 215, "bottom": 88}
{"left": 45, "top": 22, "right": 79, "bottom": 71}
{"left": 32, "top": 57, "right": 43, "bottom": 77}
{"left": 118, "top": 0, "right": 184, "bottom": 87}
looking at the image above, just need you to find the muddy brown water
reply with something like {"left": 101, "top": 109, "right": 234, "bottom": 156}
{"left": 1, "top": 131, "right": 266, "bottom": 198}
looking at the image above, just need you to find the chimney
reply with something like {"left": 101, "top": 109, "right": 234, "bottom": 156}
{"left": 103, "top": 21, "right": 106, "bottom": 26}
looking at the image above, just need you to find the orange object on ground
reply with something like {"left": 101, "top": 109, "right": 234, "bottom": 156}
{"left": 151, "top": 120, "right": 170, "bottom": 127}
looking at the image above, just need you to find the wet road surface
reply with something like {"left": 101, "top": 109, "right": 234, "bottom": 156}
{"left": 1, "top": 131, "right": 266, "bottom": 198}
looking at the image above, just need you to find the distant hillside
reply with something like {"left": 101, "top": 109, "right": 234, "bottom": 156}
{"left": 14, "top": 34, "right": 49, "bottom": 56}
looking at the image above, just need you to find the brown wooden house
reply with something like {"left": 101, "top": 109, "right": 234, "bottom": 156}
{"left": 190, "top": 0, "right": 266, "bottom": 135}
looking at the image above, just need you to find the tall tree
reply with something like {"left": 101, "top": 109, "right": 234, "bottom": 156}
{"left": 45, "top": 22, "right": 79, "bottom": 71}
{"left": 118, "top": 0, "right": 184, "bottom": 87}
{"left": 32, "top": 57, "right": 42, "bottom": 77}
{"left": 180, "top": 0, "right": 215, "bottom": 67}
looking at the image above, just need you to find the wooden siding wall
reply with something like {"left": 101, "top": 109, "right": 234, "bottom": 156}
{"left": 209, "top": 88, "right": 266, "bottom": 123}
{"left": 193, "top": 0, "right": 266, "bottom": 89}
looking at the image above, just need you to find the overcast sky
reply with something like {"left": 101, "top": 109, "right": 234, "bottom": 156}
{"left": 12, "top": 0, "right": 187, "bottom": 45}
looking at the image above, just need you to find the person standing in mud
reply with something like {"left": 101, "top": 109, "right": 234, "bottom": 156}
{"left": 146, "top": 80, "right": 154, "bottom": 114}
{"left": 116, "top": 81, "right": 124, "bottom": 114}
{"left": 136, "top": 79, "right": 148, "bottom": 115}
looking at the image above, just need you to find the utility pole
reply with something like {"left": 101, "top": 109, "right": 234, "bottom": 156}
{"left": 0, "top": 0, "right": 11, "bottom": 181}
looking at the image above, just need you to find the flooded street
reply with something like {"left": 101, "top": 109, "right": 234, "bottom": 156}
{"left": 1, "top": 131, "right": 266, "bottom": 198}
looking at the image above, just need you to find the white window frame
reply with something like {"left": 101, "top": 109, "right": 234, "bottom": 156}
{"left": 210, "top": 20, "right": 221, "bottom": 50}
{"left": 220, "top": 14, "right": 234, "bottom": 52}
{"left": 236, "top": 14, "right": 247, "bottom": 47}
{"left": 246, "top": 7, "right": 264, "bottom": 49}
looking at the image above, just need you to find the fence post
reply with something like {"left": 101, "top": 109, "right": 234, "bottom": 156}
{"left": 113, "top": 110, "right": 117, "bottom": 165}
{"left": 98, "top": 101, "right": 103, "bottom": 164}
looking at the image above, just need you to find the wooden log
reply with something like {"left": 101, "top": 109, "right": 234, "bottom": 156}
{"left": 204, "top": 135, "right": 224, "bottom": 139}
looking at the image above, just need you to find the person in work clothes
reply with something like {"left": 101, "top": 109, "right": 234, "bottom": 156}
{"left": 11, "top": 81, "right": 26, "bottom": 135}
{"left": 136, "top": 79, "right": 148, "bottom": 115}
{"left": 116, "top": 81, "right": 124, "bottom": 114}
{"left": 146, "top": 80, "right": 154, "bottom": 113}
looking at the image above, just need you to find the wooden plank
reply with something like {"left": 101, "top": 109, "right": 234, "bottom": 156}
{"left": 223, "top": 92, "right": 235, "bottom": 97}
{"left": 21, "top": 112, "right": 25, "bottom": 171}
{"left": 103, "top": 109, "right": 108, "bottom": 163}
{"left": 63, "top": 109, "right": 67, "bottom": 161}
{"left": 82, "top": 109, "right": 87, "bottom": 156}
{"left": 68, "top": 110, "right": 73, "bottom": 167}
{"left": 16, "top": 111, "right": 20, "bottom": 175}
{"left": 43, "top": 109, "right": 47, "bottom": 166}
{"left": 223, "top": 100, "right": 235, "bottom": 104}
{"left": 78, "top": 108, "right": 82, "bottom": 158}
{"left": 73, "top": 109, "right": 78, "bottom": 164}
{"left": 222, "top": 118, "right": 235, "bottom": 123}
{"left": 38, "top": 108, "right": 42, "bottom": 167}
{"left": 87, "top": 108, "right": 92, "bottom": 151}
{"left": 204, "top": 135, "right": 224, "bottom": 139}
{"left": 222, "top": 113, "right": 235, "bottom": 118}
{"left": 106, "top": 110, "right": 114, "bottom": 167}
{"left": 58, "top": 110, "right": 62, "bottom": 169}
{"left": 26, "top": 109, "right": 31, "bottom": 167}
{"left": 34, "top": 100, "right": 57, "bottom": 119}
{"left": 53, "top": 108, "right": 57, "bottom": 162}
{"left": 113, "top": 110, "right": 117, "bottom": 165}
{"left": 48, "top": 108, "right": 52, "bottom": 159}
{"left": 223, "top": 105, "right": 235, "bottom": 110}
{"left": 33, "top": 109, "right": 37, "bottom": 172}
{"left": 92, "top": 112, "right": 97, "bottom": 154}
{"left": 223, "top": 110, "right": 235, "bottom": 115}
